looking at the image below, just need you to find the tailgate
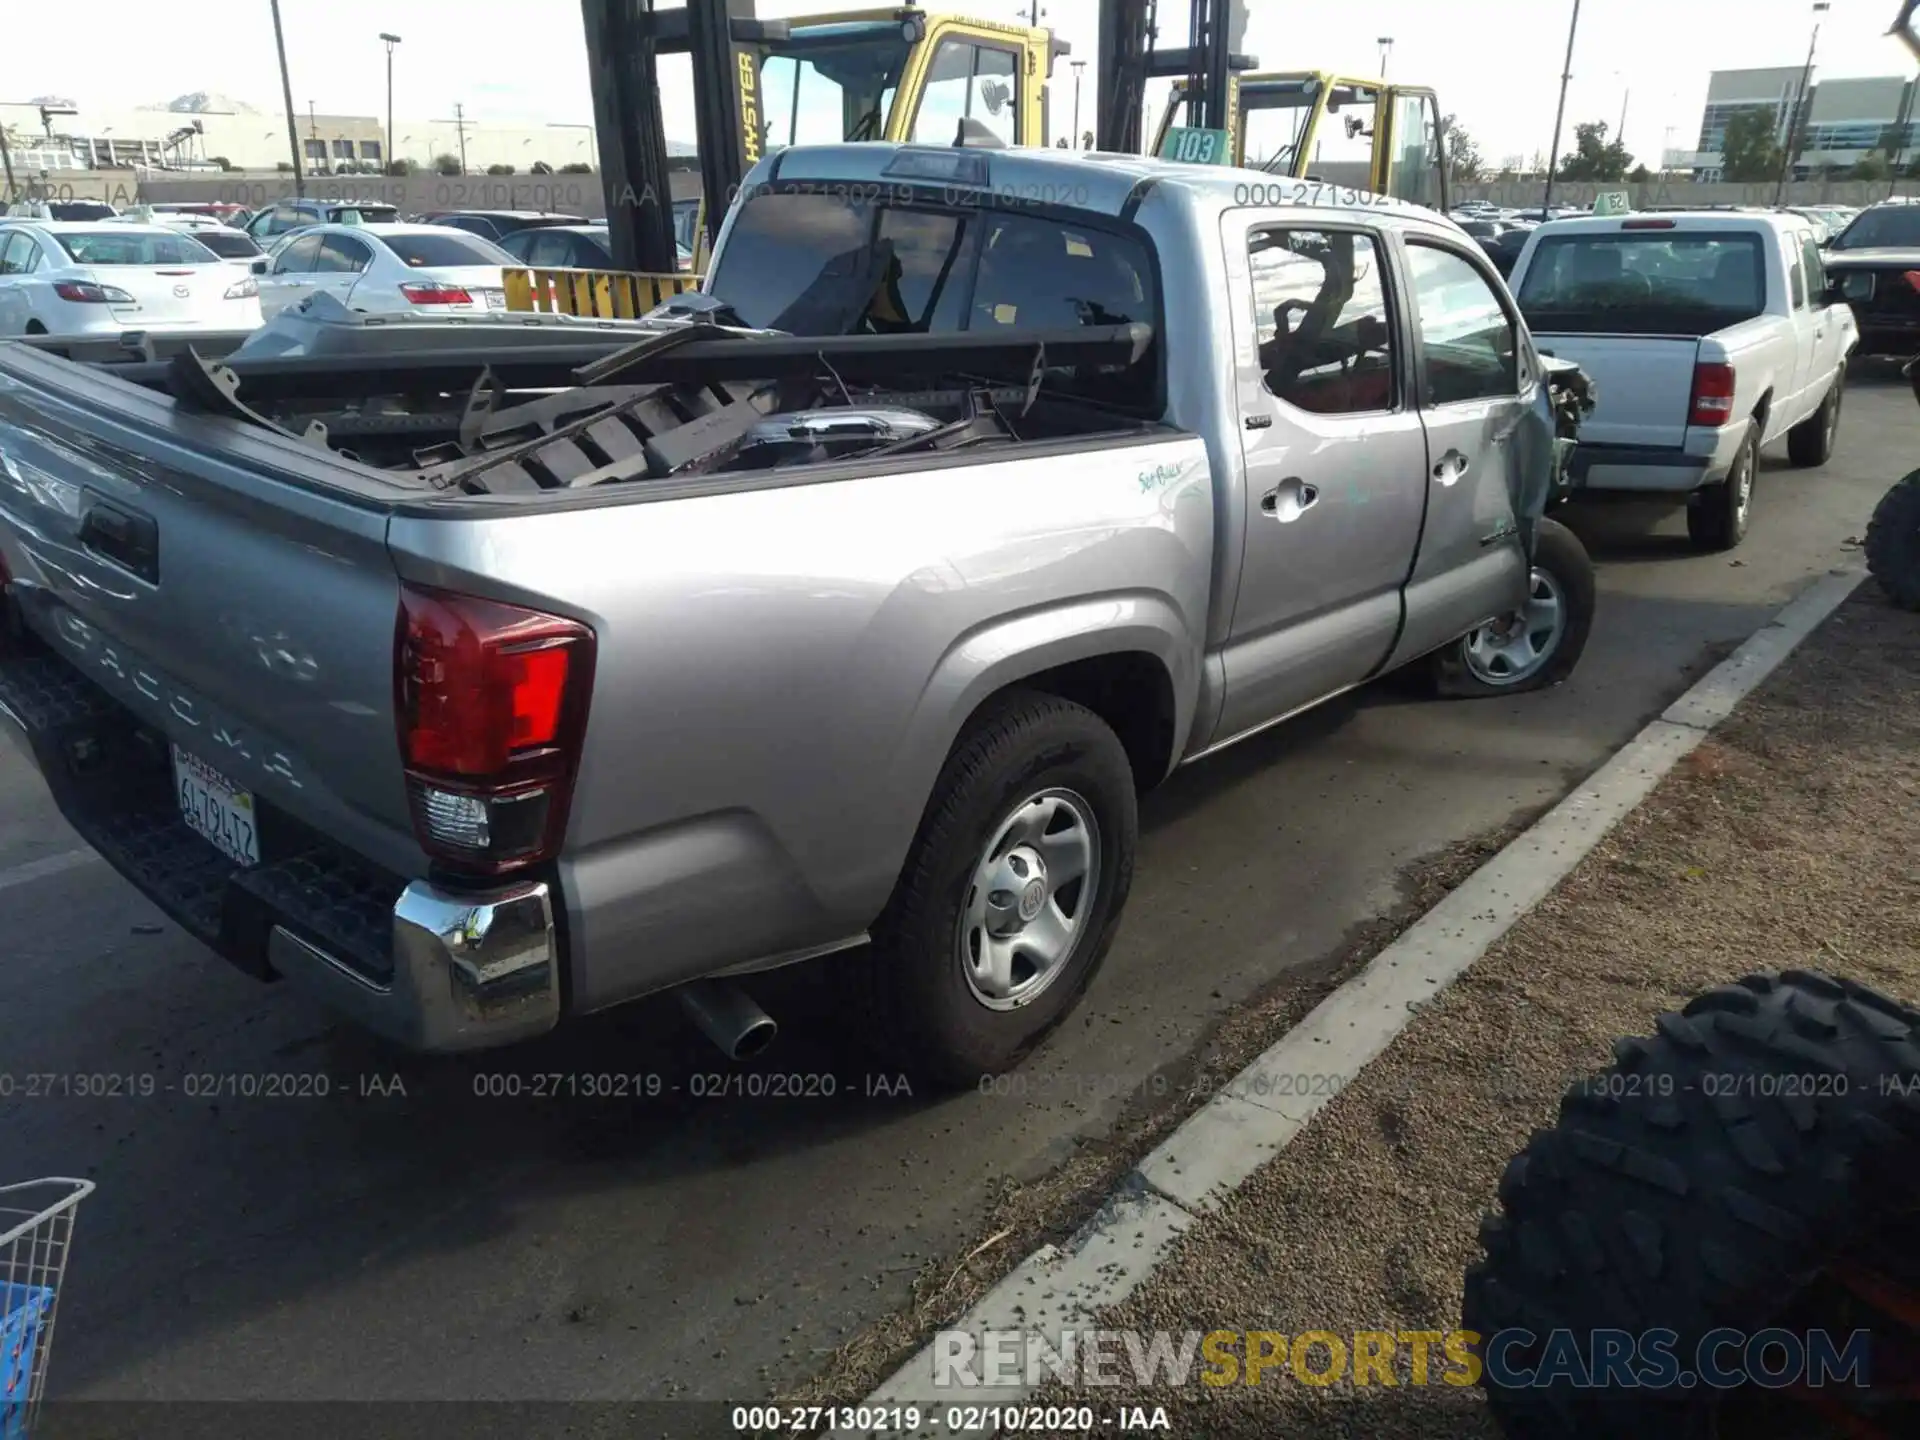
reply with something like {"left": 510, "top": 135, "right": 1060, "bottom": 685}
{"left": 0, "top": 348, "right": 421, "bottom": 876}
{"left": 1529, "top": 334, "right": 1700, "bottom": 448}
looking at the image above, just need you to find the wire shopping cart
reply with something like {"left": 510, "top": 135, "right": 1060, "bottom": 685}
{"left": 1, "top": 1180, "right": 93, "bottom": 1440}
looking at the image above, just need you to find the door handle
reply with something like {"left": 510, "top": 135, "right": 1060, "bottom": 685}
{"left": 1260, "top": 478, "right": 1320, "bottom": 522}
{"left": 1433, "top": 449, "right": 1470, "bottom": 485}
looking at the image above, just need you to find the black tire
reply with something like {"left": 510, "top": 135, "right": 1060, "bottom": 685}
{"left": 1463, "top": 971, "right": 1920, "bottom": 1440}
{"left": 1686, "top": 422, "right": 1758, "bottom": 552}
{"left": 1786, "top": 373, "right": 1843, "bottom": 468}
{"left": 843, "top": 690, "right": 1137, "bottom": 1088}
{"left": 1866, "top": 470, "right": 1920, "bottom": 612}
{"left": 1432, "top": 517, "right": 1596, "bottom": 697}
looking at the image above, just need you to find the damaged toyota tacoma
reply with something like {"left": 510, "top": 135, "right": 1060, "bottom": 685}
{"left": 0, "top": 145, "right": 1595, "bottom": 1083}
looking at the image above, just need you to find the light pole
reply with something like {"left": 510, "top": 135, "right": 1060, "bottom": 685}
{"left": 547, "top": 122, "right": 598, "bottom": 169}
{"left": 1070, "top": 60, "right": 1085, "bottom": 148}
{"left": 1776, "top": 1, "right": 1830, "bottom": 205}
{"left": 269, "top": 0, "right": 305, "bottom": 197}
{"left": 1378, "top": 37, "right": 1393, "bottom": 79}
{"left": 380, "top": 33, "right": 401, "bottom": 173}
{"left": 1542, "top": 0, "right": 1582, "bottom": 214}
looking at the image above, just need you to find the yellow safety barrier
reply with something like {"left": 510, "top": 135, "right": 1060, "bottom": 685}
{"left": 504, "top": 268, "right": 704, "bottom": 319}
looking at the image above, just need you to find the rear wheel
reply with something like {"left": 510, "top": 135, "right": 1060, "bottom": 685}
{"left": 1687, "top": 422, "right": 1758, "bottom": 552}
{"left": 1787, "top": 374, "right": 1843, "bottom": 468}
{"left": 843, "top": 691, "right": 1137, "bottom": 1087}
{"left": 23, "top": 320, "right": 46, "bottom": 335}
{"left": 1433, "top": 518, "right": 1595, "bottom": 697}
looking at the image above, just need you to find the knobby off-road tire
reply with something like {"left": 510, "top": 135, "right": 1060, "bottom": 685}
{"left": 1866, "top": 470, "right": 1920, "bottom": 612}
{"left": 1463, "top": 971, "right": 1920, "bottom": 1439}
{"left": 1687, "top": 422, "right": 1759, "bottom": 553}
{"left": 1786, "top": 374, "right": 1843, "bottom": 469}
{"left": 1433, "top": 517, "right": 1596, "bottom": 697}
{"left": 844, "top": 691, "right": 1137, "bottom": 1088}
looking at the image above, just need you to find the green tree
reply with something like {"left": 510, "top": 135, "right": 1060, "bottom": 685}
{"left": 1439, "top": 114, "right": 1483, "bottom": 182}
{"left": 1853, "top": 154, "right": 1890, "bottom": 181}
{"left": 433, "top": 152, "right": 463, "bottom": 176}
{"left": 530, "top": 160, "right": 555, "bottom": 174}
{"left": 385, "top": 158, "right": 416, "bottom": 176}
{"left": 559, "top": 161, "right": 593, "bottom": 174}
{"left": 486, "top": 162, "right": 515, "bottom": 175}
{"left": 1720, "top": 107, "right": 1784, "bottom": 183}
{"left": 1556, "top": 120, "right": 1634, "bottom": 181}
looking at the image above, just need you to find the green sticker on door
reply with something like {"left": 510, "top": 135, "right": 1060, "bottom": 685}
{"left": 1159, "top": 127, "right": 1232, "bottom": 166}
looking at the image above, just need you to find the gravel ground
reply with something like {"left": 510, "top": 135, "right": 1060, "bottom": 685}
{"left": 1023, "top": 585, "right": 1920, "bottom": 1437}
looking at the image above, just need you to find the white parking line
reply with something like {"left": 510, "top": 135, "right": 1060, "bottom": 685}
{"left": 0, "top": 848, "right": 102, "bottom": 895}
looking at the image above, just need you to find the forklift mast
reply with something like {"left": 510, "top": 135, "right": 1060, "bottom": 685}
{"left": 581, "top": 0, "right": 780, "bottom": 274}
{"left": 1096, "top": 0, "right": 1253, "bottom": 153}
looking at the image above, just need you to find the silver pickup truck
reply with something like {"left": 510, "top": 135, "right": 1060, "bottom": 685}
{"left": 0, "top": 144, "right": 1594, "bottom": 1083}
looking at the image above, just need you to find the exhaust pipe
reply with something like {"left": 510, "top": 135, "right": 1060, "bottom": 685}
{"left": 676, "top": 979, "right": 779, "bottom": 1061}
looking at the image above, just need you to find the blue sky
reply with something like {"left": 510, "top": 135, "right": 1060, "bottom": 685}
{"left": 4, "top": 0, "right": 1916, "bottom": 166}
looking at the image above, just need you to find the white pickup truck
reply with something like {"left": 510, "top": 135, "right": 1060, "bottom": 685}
{"left": 1509, "top": 212, "right": 1856, "bottom": 550}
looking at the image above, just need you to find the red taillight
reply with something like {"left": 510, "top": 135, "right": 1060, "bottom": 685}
{"left": 396, "top": 584, "right": 595, "bottom": 875}
{"left": 399, "top": 281, "right": 473, "bottom": 306}
{"left": 1689, "top": 362, "right": 1737, "bottom": 428}
{"left": 1905, "top": 270, "right": 1920, "bottom": 293}
{"left": 52, "top": 281, "right": 132, "bottom": 304}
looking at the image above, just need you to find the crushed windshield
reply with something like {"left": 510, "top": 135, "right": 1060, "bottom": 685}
{"left": 1516, "top": 233, "right": 1766, "bottom": 336}
{"left": 759, "top": 24, "right": 913, "bottom": 151}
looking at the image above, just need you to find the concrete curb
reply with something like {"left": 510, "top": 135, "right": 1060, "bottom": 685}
{"left": 837, "top": 568, "right": 1865, "bottom": 1439}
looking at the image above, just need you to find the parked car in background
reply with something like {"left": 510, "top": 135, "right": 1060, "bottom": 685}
{"left": 1820, "top": 199, "right": 1920, "bottom": 357}
{"left": 418, "top": 210, "right": 589, "bottom": 243}
{"left": 5, "top": 200, "right": 119, "bottom": 222}
{"left": 243, "top": 200, "right": 403, "bottom": 243}
{"left": 250, "top": 223, "right": 516, "bottom": 319}
{"left": 145, "top": 201, "right": 251, "bottom": 224}
{"left": 0, "top": 220, "right": 261, "bottom": 336}
{"left": 1510, "top": 211, "right": 1853, "bottom": 551}
{"left": 495, "top": 223, "right": 695, "bottom": 273}
{"left": 1480, "top": 227, "right": 1532, "bottom": 278}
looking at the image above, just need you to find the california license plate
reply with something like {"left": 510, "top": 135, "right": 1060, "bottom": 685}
{"left": 172, "top": 745, "right": 259, "bottom": 867}
{"left": 481, "top": 289, "right": 506, "bottom": 309}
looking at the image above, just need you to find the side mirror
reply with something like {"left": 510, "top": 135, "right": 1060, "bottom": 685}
{"left": 250, "top": 258, "right": 270, "bottom": 276}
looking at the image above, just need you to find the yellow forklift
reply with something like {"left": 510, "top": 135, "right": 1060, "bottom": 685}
{"left": 1148, "top": 72, "right": 1449, "bottom": 211}
{"left": 507, "top": 2, "right": 1064, "bottom": 316}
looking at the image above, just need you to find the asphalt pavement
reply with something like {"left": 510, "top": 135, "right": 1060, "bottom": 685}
{"left": 1, "top": 373, "right": 1908, "bottom": 1421}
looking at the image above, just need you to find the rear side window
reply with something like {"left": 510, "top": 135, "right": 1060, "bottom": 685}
{"left": 381, "top": 232, "right": 513, "bottom": 267}
{"left": 1247, "top": 227, "right": 1395, "bottom": 416}
{"left": 1406, "top": 243, "right": 1518, "bottom": 405}
{"left": 52, "top": 230, "right": 219, "bottom": 266}
{"left": 1516, "top": 232, "right": 1766, "bottom": 335}
{"left": 1801, "top": 235, "right": 1827, "bottom": 301}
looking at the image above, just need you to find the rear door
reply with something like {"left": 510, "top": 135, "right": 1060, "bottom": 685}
{"left": 313, "top": 231, "right": 376, "bottom": 308}
{"left": 257, "top": 232, "right": 324, "bottom": 318}
{"left": 1212, "top": 216, "right": 1428, "bottom": 743}
{"left": 1386, "top": 235, "right": 1532, "bottom": 668}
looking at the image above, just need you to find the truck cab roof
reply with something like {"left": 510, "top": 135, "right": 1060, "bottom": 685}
{"left": 746, "top": 142, "right": 1444, "bottom": 232}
